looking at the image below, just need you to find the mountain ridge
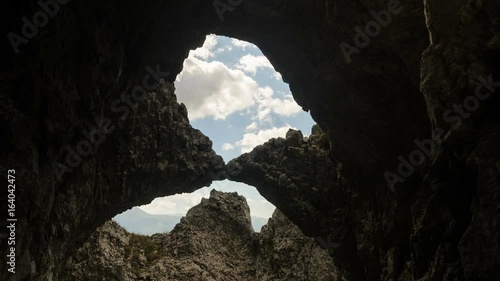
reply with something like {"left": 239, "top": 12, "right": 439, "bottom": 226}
{"left": 114, "top": 206, "right": 270, "bottom": 234}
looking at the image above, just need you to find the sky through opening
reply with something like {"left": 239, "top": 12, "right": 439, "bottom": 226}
{"left": 114, "top": 35, "right": 315, "bottom": 233}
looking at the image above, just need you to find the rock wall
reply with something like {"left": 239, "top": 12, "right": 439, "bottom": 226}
{"left": 229, "top": 124, "right": 500, "bottom": 281}
{"left": 0, "top": 79, "right": 224, "bottom": 280}
{"left": 1, "top": 0, "right": 499, "bottom": 280}
{"left": 62, "top": 190, "right": 339, "bottom": 281}
{"left": 420, "top": 2, "right": 500, "bottom": 279}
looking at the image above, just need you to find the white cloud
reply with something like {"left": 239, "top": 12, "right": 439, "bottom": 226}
{"left": 249, "top": 200, "right": 275, "bottom": 219}
{"left": 235, "top": 126, "right": 293, "bottom": 153}
{"left": 236, "top": 54, "right": 274, "bottom": 75}
{"left": 139, "top": 193, "right": 203, "bottom": 215}
{"left": 216, "top": 45, "right": 233, "bottom": 54}
{"left": 176, "top": 56, "right": 269, "bottom": 120}
{"left": 222, "top": 143, "right": 235, "bottom": 151}
{"left": 245, "top": 122, "right": 258, "bottom": 131}
{"left": 176, "top": 35, "right": 304, "bottom": 122}
{"left": 190, "top": 34, "right": 218, "bottom": 60}
{"left": 231, "top": 38, "right": 256, "bottom": 50}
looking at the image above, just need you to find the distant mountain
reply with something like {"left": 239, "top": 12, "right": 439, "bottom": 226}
{"left": 113, "top": 207, "right": 182, "bottom": 235}
{"left": 114, "top": 207, "right": 270, "bottom": 235}
{"left": 251, "top": 216, "right": 269, "bottom": 232}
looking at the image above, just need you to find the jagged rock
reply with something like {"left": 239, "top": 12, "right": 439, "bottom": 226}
{"left": 256, "top": 210, "right": 341, "bottom": 281}
{"left": 60, "top": 221, "right": 145, "bottom": 281}
{"left": 227, "top": 126, "right": 355, "bottom": 279}
{"left": 1, "top": 0, "right": 499, "bottom": 280}
{"left": 311, "top": 124, "right": 324, "bottom": 136}
{"left": 227, "top": 119, "right": 500, "bottom": 281}
{"left": 0, "top": 80, "right": 225, "bottom": 280}
{"left": 62, "top": 191, "right": 339, "bottom": 281}
{"left": 285, "top": 129, "right": 303, "bottom": 147}
{"left": 308, "top": 124, "right": 329, "bottom": 149}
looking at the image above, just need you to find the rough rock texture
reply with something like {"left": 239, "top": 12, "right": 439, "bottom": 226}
{"left": 62, "top": 190, "right": 339, "bottom": 281}
{"left": 0, "top": 79, "right": 224, "bottom": 280}
{"left": 228, "top": 124, "right": 500, "bottom": 281}
{"left": 420, "top": 1, "right": 500, "bottom": 280}
{"left": 228, "top": 127, "right": 357, "bottom": 280}
{"left": 256, "top": 209, "right": 341, "bottom": 281}
{"left": 1, "top": 0, "right": 500, "bottom": 280}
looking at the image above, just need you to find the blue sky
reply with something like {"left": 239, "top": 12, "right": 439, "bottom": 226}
{"left": 118, "top": 35, "right": 315, "bottom": 228}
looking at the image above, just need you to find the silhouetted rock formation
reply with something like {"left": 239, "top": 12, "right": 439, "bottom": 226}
{"left": 1, "top": 0, "right": 499, "bottom": 280}
{"left": 62, "top": 191, "right": 339, "bottom": 281}
{"left": 229, "top": 122, "right": 500, "bottom": 281}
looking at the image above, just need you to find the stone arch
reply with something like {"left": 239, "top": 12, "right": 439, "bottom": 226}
{"left": 2, "top": 1, "right": 429, "bottom": 279}
{"left": 3, "top": 0, "right": 500, "bottom": 280}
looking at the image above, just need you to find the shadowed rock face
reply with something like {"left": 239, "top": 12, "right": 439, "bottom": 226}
{"left": 0, "top": 80, "right": 225, "bottom": 280}
{"left": 227, "top": 126, "right": 345, "bottom": 250}
{"left": 228, "top": 124, "right": 500, "bottom": 281}
{"left": 227, "top": 127, "right": 359, "bottom": 280}
{"left": 1, "top": 0, "right": 499, "bottom": 280}
{"left": 62, "top": 191, "right": 339, "bottom": 281}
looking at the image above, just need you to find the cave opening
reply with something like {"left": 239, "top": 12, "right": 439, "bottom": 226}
{"left": 113, "top": 34, "right": 315, "bottom": 234}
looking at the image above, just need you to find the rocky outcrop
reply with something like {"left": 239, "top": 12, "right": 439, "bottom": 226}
{"left": 227, "top": 120, "right": 500, "bottom": 280}
{"left": 256, "top": 209, "right": 340, "bottom": 281}
{"left": 62, "top": 190, "right": 339, "bottom": 281}
{"left": 228, "top": 124, "right": 500, "bottom": 281}
{"left": 228, "top": 126, "right": 358, "bottom": 280}
{"left": 1, "top": 0, "right": 499, "bottom": 280}
{"left": 420, "top": 2, "right": 500, "bottom": 280}
{"left": 0, "top": 79, "right": 224, "bottom": 280}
